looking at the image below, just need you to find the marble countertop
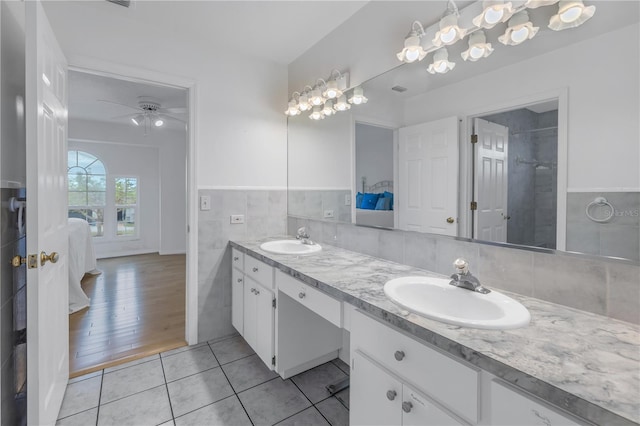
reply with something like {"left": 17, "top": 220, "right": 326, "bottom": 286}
{"left": 230, "top": 238, "right": 640, "bottom": 425}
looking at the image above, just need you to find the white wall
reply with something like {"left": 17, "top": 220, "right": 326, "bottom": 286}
{"left": 403, "top": 24, "right": 639, "bottom": 191}
{"left": 70, "top": 118, "right": 187, "bottom": 257}
{"left": 42, "top": 1, "right": 288, "bottom": 189}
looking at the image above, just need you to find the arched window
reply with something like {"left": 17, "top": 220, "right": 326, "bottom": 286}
{"left": 68, "top": 150, "right": 106, "bottom": 237}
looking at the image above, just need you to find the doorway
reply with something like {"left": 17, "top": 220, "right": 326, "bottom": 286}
{"left": 67, "top": 70, "right": 190, "bottom": 376}
{"left": 471, "top": 100, "right": 559, "bottom": 249}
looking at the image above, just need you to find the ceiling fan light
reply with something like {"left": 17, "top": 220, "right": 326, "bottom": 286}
{"left": 498, "top": 11, "right": 539, "bottom": 45}
{"left": 131, "top": 114, "right": 144, "bottom": 126}
{"left": 548, "top": 1, "right": 595, "bottom": 31}
{"left": 461, "top": 31, "right": 494, "bottom": 61}
{"left": 472, "top": 1, "right": 514, "bottom": 29}
{"left": 427, "top": 48, "right": 456, "bottom": 74}
{"left": 433, "top": 13, "right": 466, "bottom": 47}
{"left": 154, "top": 117, "right": 164, "bottom": 127}
{"left": 348, "top": 87, "right": 368, "bottom": 105}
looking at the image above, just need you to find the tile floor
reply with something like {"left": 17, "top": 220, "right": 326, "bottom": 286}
{"left": 56, "top": 335, "right": 350, "bottom": 426}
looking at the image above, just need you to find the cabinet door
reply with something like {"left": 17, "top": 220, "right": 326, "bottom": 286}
{"left": 254, "top": 282, "right": 275, "bottom": 369}
{"left": 231, "top": 268, "right": 244, "bottom": 335}
{"left": 402, "top": 384, "right": 464, "bottom": 426}
{"left": 351, "top": 351, "right": 402, "bottom": 426}
{"left": 243, "top": 278, "right": 258, "bottom": 349}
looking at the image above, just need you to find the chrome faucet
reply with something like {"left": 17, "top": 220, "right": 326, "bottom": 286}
{"left": 449, "top": 258, "right": 491, "bottom": 294}
{"left": 296, "top": 227, "right": 315, "bottom": 245}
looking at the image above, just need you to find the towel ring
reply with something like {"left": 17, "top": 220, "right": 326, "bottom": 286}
{"left": 585, "top": 197, "right": 614, "bottom": 223}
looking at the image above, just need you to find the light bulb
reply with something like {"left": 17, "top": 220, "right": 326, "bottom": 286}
{"left": 322, "top": 100, "right": 335, "bottom": 116}
{"left": 310, "top": 87, "right": 324, "bottom": 106}
{"left": 510, "top": 27, "right": 529, "bottom": 43}
{"left": 284, "top": 99, "right": 300, "bottom": 116}
{"left": 560, "top": 5, "right": 582, "bottom": 22}
{"left": 427, "top": 48, "right": 455, "bottom": 74}
{"left": 323, "top": 80, "right": 341, "bottom": 99}
{"left": 440, "top": 27, "right": 457, "bottom": 44}
{"left": 405, "top": 48, "right": 420, "bottom": 62}
{"left": 348, "top": 87, "right": 368, "bottom": 105}
{"left": 131, "top": 117, "right": 140, "bottom": 126}
{"left": 470, "top": 46, "right": 485, "bottom": 59}
{"left": 484, "top": 7, "right": 504, "bottom": 24}
{"left": 309, "top": 106, "right": 324, "bottom": 120}
{"left": 333, "top": 95, "right": 351, "bottom": 112}
{"left": 154, "top": 118, "right": 164, "bottom": 127}
{"left": 499, "top": 11, "right": 538, "bottom": 45}
{"left": 298, "top": 94, "right": 311, "bottom": 111}
{"left": 548, "top": 1, "right": 595, "bottom": 31}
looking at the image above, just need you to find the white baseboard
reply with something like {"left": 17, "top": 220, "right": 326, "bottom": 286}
{"left": 96, "top": 249, "right": 159, "bottom": 259}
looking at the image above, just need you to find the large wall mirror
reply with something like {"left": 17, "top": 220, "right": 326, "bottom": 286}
{"left": 287, "top": 1, "right": 639, "bottom": 263}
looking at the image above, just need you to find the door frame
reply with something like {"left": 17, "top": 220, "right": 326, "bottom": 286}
{"left": 68, "top": 56, "right": 199, "bottom": 344}
{"left": 459, "top": 88, "right": 568, "bottom": 250}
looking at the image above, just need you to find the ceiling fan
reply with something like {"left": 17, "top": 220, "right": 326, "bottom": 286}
{"left": 99, "top": 96, "right": 186, "bottom": 134}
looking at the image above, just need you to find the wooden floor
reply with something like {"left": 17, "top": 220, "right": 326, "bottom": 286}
{"left": 69, "top": 253, "right": 186, "bottom": 377}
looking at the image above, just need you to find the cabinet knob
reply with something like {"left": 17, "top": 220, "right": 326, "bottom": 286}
{"left": 250, "top": 288, "right": 256, "bottom": 294}
{"left": 254, "top": 289, "right": 260, "bottom": 295}
{"left": 233, "top": 256, "right": 239, "bottom": 261}
{"left": 386, "top": 390, "right": 397, "bottom": 401}
{"left": 252, "top": 267, "right": 259, "bottom": 272}
{"left": 402, "top": 401, "right": 413, "bottom": 413}
{"left": 237, "top": 278, "right": 243, "bottom": 283}
{"left": 394, "top": 350, "right": 405, "bottom": 361}
{"left": 298, "top": 292, "right": 306, "bottom": 299}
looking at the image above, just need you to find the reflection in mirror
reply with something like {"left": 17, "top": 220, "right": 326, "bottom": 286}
{"left": 287, "top": 3, "right": 639, "bottom": 262}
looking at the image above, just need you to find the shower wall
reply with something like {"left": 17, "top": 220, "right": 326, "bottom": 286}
{"left": 480, "top": 106, "right": 558, "bottom": 249}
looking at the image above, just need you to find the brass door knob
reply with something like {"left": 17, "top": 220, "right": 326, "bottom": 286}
{"left": 446, "top": 217, "right": 455, "bottom": 224}
{"left": 40, "top": 251, "right": 59, "bottom": 266}
{"left": 11, "top": 255, "right": 26, "bottom": 268}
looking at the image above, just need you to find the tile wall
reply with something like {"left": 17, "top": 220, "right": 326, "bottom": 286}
{"left": 288, "top": 216, "right": 640, "bottom": 325}
{"left": 287, "top": 190, "right": 351, "bottom": 222}
{"left": 197, "top": 189, "right": 287, "bottom": 342}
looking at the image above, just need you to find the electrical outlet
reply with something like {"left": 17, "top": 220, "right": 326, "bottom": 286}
{"left": 199, "top": 195, "right": 211, "bottom": 211}
{"left": 230, "top": 214, "right": 245, "bottom": 224}
{"left": 345, "top": 194, "right": 351, "bottom": 206}
{"left": 324, "top": 210, "right": 335, "bottom": 218}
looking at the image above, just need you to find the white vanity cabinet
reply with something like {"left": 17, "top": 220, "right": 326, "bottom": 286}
{"left": 231, "top": 248, "right": 276, "bottom": 369}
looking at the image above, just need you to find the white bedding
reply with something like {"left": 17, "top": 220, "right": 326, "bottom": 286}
{"left": 68, "top": 218, "right": 100, "bottom": 313}
{"left": 356, "top": 209, "right": 394, "bottom": 228}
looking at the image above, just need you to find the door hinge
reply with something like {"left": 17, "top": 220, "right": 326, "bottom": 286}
{"left": 272, "top": 355, "right": 276, "bottom": 366}
{"left": 272, "top": 298, "right": 276, "bottom": 309}
{"left": 470, "top": 134, "right": 478, "bottom": 144}
{"left": 470, "top": 201, "right": 477, "bottom": 211}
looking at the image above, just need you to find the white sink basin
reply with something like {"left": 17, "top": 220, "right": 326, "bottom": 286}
{"left": 384, "top": 276, "right": 530, "bottom": 330}
{"left": 260, "top": 240, "right": 322, "bottom": 255}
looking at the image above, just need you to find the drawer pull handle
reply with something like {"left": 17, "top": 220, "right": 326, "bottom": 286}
{"left": 402, "top": 401, "right": 413, "bottom": 413}
{"left": 298, "top": 292, "right": 306, "bottom": 299}
{"left": 237, "top": 278, "right": 243, "bottom": 283}
{"left": 233, "top": 256, "right": 239, "bottom": 261}
{"left": 252, "top": 267, "right": 259, "bottom": 272}
{"left": 386, "top": 390, "right": 397, "bottom": 401}
{"left": 394, "top": 350, "right": 405, "bottom": 361}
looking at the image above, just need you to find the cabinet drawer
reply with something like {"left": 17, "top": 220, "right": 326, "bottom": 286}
{"left": 490, "top": 380, "right": 584, "bottom": 426}
{"left": 403, "top": 383, "right": 465, "bottom": 426}
{"left": 245, "top": 256, "right": 274, "bottom": 289}
{"left": 352, "top": 311, "right": 479, "bottom": 423}
{"left": 231, "top": 248, "right": 244, "bottom": 271}
{"left": 276, "top": 270, "right": 342, "bottom": 327}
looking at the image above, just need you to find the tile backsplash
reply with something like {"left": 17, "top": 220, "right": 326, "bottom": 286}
{"left": 289, "top": 216, "right": 640, "bottom": 325}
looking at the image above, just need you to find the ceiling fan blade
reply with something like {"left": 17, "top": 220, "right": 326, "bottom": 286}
{"left": 159, "top": 107, "right": 187, "bottom": 114}
{"left": 110, "top": 113, "right": 136, "bottom": 120}
{"left": 97, "top": 99, "right": 142, "bottom": 111}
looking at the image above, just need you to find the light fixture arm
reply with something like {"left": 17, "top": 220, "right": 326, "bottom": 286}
{"left": 444, "top": 0, "right": 460, "bottom": 18}
{"left": 409, "top": 20, "right": 426, "bottom": 37}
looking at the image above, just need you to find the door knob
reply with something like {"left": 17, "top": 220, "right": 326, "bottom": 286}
{"left": 446, "top": 217, "right": 455, "bottom": 224}
{"left": 12, "top": 255, "right": 26, "bottom": 268}
{"left": 40, "top": 251, "right": 59, "bottom": 266}
{"left": 252, "top": 267, "right": 259, "bottom": 272}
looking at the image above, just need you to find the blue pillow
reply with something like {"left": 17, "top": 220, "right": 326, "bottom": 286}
{"left": 382, "top": 191, "right": 394, "bottom": 210}
{"left": 360, "top": 193, "right": 380, "bottom": 210}
{"left": 375, "top": 197, "right": 391, "bottom": 210}
{"left": 355, "top": 192, "right": 364, "bottom": 208}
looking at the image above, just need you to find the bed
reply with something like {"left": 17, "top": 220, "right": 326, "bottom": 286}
{"left": 355, "top": 180, "right": 395, "bottom": 228}
{"left": 68, "top": 218, "right": 100, "bottom": 313}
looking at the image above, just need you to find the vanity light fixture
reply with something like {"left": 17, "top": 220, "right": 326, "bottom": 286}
{"left": 472, "top": 1, "right": 515, "bottom": 29}
{"left": 309, "top": 81, "right": 326, "bottom": 106}
{"left": 323, "top": 70, "right": 346, "bottom": 99}
{"left": 397, "top": 21, "right": 427, "bottom": 63}
{"left": 333, "top": 94, "right": 351, "bottom": 112}
{"left": 498, "top": 10, "right": 539, "bottom": 45}
{"left": 433, "top": 1, "right": 467, "bottom": 47}
{"left": 284, "top": 92, "right": 301, "bottom": 116}
{"left": 322, "top": 100, "right": 335, "bottom": 116}
{"left": 548, "top": 0, "right": 595, "bottom": 31}
{"left": 309, "top": 105, "right": 325, "bottom": 120}
{"left": 348, "top": 87, "right": 368, "bottom": 105}
{"left": 461, "top": 31, "right": 494, "bottom": 61}
{"left": 427, "top": 48, "right": 456, "bottom": 74}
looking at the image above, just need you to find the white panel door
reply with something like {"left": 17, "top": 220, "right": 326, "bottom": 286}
{"left": 398, "top": 117, "right": 459, "bottom": 236}
{"left": 474, "top": 118, "right": 509, "bottom": 243}
{"left": 25, "top": 2, "right": 69, "bottom": 424}
{"left": 243, "top": 277, "right": 258, "bottom": 349}
{"left": 254, "top": 283, "right": 274, "bottom": 370}
{"left": 350, "top": 351, "right": 402, "bottom": 426}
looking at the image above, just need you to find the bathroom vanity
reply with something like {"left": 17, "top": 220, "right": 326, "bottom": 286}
{"left": 230, "top": 239, "right": 639, "bottom": 426}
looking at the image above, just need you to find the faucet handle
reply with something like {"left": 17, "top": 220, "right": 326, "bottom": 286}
{"left": 453, "top": 258, "right": 469, "bottom": 274}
